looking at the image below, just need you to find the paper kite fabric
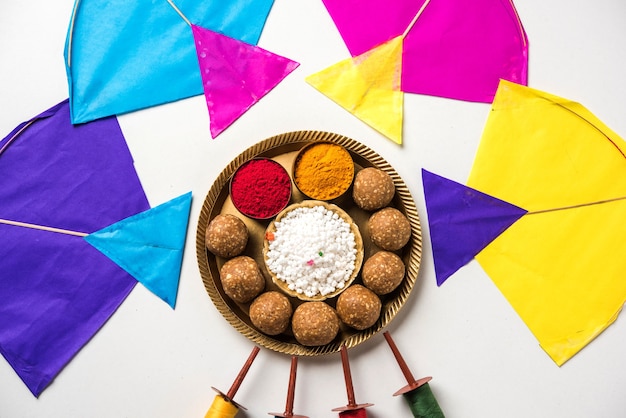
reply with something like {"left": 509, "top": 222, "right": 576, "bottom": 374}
{"left": 306, "top": 36, "right": 403, "bottom": 144}
{"left": 64, "top": 0, "right": 275, "bottom": 124}
{"left": 0, "top": 100, "right": 149, "bottom": 396}
{"left": 421, "top": 169, "right": 527, "bottom": 286}
{"left": 85, "top": 192, "right": 193, "bottom": 309}
{"left": 192, "top": 25, "right": 299, "bottom": 138}
{"left": 321, "top": 0, "right": 427, "bottom": 57}
{"left": 467, "top": 80, "right": 626, "bottom": 366}
{"left": 321, "top": 0, "right": 528, "bottom": 103}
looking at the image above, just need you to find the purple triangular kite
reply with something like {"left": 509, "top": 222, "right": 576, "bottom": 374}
{"left": 422, "top": 169, "right": 527, "bottom": 286}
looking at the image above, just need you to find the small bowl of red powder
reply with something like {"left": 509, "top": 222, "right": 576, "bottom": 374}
{"left": 230, "top": 158, "right": 292, "bottom": 220}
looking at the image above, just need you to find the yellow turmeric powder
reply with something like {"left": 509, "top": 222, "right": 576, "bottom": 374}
{"left": 293, "top": 142, "right": 354, "bottom": 200}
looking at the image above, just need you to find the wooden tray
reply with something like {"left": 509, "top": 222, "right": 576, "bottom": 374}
{"left": 196, "top": 131, "right": 422, "bottom": 356}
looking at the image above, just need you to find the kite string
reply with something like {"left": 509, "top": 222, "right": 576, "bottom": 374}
{"left": 499, "top": 95, "right": 626, "bottom": 217}
{"left": 0, "top": 219, "right": 88, "bottom": 237}
{"left": 507, "top": 0, "right": 528, "bottom": 47}
{"left": 0, "top": 120, "right": 87, "bottom": 236}
{"left": 520, "top": 98, "right": 626, "bottom": 216}
{"left": 402, "top": 0, "right": 432, "bottom": 38}
{"left": 526, "top": 195, "right": 626, "bottom": 216}
{"left": 166, "top": 0, "right": 192, "bottom": 26}
{"left": 550, "top": 98, "right": 626, "bottom": 160}
{"left": 0, "top": 118, "right": 37, "bottom": 157}
{"left": 65, "top": 0, "right": 82, "bottom": 67}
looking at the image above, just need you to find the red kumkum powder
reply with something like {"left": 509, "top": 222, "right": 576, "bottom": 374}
{"left": 230, "top": 158, "right": 292, "bottom": 219}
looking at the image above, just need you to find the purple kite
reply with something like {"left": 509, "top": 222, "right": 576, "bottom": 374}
{"left": 422, "top": 169, "right": 527, "bottom": 285}
{"left": 0, "top": 100, "right": 149, "bottom": 396}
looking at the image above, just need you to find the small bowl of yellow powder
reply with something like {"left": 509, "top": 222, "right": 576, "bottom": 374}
{"left": 292, "top": 142, "right": 354, "bottom": 201}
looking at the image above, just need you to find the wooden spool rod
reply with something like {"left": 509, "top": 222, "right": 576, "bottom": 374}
{"left": 332, "top": 345, "right": 374, "bottom": 412}
{"left": 269, "top": 356, "right": 308, "bottom": 418}
{"left": 383, "top": 331, "right": 432, "bottom": 396}
{"left": 212, "top": 345, "right": 261, "bottom": 410}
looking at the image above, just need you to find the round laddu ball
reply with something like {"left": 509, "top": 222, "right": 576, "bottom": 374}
{"left": 205, "top": 214, "right": 248, "bottom": 258}
{"left": 362, "top": 251, "right": 405, "bottom": 295}
{"left": 249, "top": 291, "right": 293, "bottom": 335}
{"left": 368, "top": 207, "right": 411, "bottom": 251}
{"left": 352, "top": 167, "right": 395, "bottom": 211}
{"left": 291, "top": 302, "right": 340, "bottom": 346}
{"left": 219, "top": 256, "right": 265, "bottom": 303}
{"left": 336, "top": 284, "right": 382, "bottom": 330}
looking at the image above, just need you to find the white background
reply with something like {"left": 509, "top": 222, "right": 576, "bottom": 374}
{"left": 1, "top": 1, "right": 626, "bottom": 417}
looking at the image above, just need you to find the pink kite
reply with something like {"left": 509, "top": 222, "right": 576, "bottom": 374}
{"left": 322, "top": 0, "right": 425, "bottom": 57}
{"left": 322, "top": 0, "right": 528, "bottom": 103}
{"left": 164, "top": 1, "right": 299, "bottom": 138}
{"left": 192, "top": 25, "right": 299, "bottom": 138}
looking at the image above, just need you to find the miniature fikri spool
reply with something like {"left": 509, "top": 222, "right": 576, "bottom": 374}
{"left": 383, "top": 331, "right": 445, "bottom": 418}
{"left": 332, "top": 345, "right": 374, "bottom": 417}
{"left": 204, "top": 345, "right": 260, "bottom": 418}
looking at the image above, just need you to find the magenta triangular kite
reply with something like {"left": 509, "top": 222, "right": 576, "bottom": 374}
{"left": 422, "top": 169, "right": 527, "bottom": 286}
{"left": 192, "top": 25, "right": 299, "bottom": 138}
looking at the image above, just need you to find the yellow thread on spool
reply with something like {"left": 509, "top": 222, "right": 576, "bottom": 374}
{"left": 205, "top": 395, "right": 238, "bottom": 418}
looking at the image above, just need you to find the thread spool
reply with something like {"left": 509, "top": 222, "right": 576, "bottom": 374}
{"left": 205, "top": 346, "right": 260, "bottom": 418}
{"left": 403, "top": 383, "right": 445, "bottom": 418}
{"left": 338, "top": 409, "right": 368, "bottom": 418}
{"left": 332, "top": 345, "right": 374, "bottom": 416}
{"left": 205, "top": 395, "right": 239, "bottom": 418}
{"left": 383, "top": 332, "right": 444, "bottom": 418}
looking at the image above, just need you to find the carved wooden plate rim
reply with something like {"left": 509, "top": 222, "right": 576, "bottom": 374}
{"left": 196, "top": 130, "right": 422, "bottom": 356}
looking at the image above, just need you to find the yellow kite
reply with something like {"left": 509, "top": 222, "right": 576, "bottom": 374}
{"left": 305, "top": 0, "right": 433, "bottom": 145}
{"left": 467, "top": 80, "right": 626, "bottom": 366}
{"left": 306, "top": 35, "right": 404, "bottom": 144}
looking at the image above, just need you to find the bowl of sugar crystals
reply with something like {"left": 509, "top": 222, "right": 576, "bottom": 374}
{"left": 263, "top": 200, "right": 364, "bottom": 301}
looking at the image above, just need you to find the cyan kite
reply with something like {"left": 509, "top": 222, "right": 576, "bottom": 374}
{"left": 64, "top": 0, "right": 276, "bottom": 124}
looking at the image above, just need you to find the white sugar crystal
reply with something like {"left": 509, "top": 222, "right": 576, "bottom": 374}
{"left": 267, "top": 205, "right": 357, "bottom": 297}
